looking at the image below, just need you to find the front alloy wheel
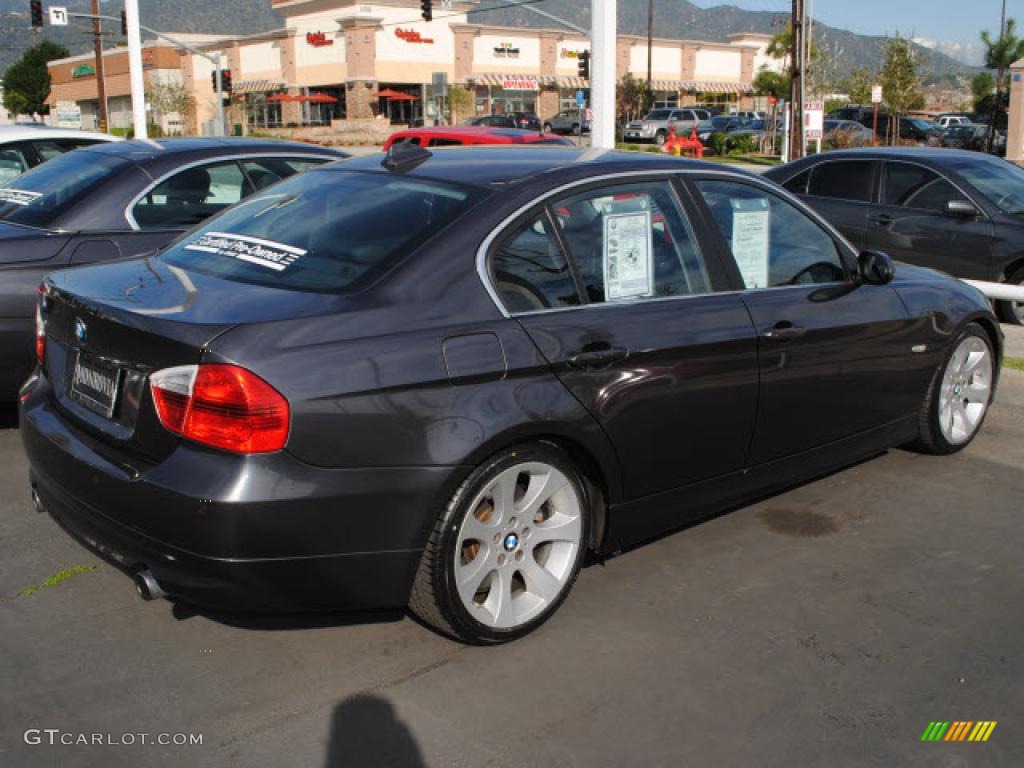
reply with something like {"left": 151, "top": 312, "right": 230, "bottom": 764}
{"left": 410, "top": 444, "right": 588, "bottom": 643}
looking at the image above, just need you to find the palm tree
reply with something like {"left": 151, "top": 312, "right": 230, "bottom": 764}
{"left": 981, "top": 18, "right": 1024, "bottom": 152}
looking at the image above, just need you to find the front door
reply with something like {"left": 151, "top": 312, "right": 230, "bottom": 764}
{"left": 488, "top": 177, "right": 759, "bottom": 500}
{"left": 865, "top": 160, "right": 994, "bottom": 280}
{"left": 690, "top": 177, "right": 928, "bottom": 465}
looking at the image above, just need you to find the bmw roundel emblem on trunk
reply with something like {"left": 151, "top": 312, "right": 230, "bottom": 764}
{"left": 74, "top": 318, "right": 87, "bottom": 345}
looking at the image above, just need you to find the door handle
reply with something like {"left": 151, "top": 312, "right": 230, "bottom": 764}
{"left": 567, "top": 345, "right": 629, "bottom": 369}
{"left": 763, "top": 323, "right": 807, "bottom": 341}
{"left": 869, "top": 213, "right": 893, "bottom": 226}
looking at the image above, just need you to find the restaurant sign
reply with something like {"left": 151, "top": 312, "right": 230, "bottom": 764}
{"left": 501, "top": 76, "right": 539, "bottom": 91}
{"left": 396, "top": 28, "right": 434, "bottom": 44}
{"left": 306, "top": 32, "right": 334, "bottom": 47}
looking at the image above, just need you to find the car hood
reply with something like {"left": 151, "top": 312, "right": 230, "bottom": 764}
{"left": 0, "top": 220, "right": 71, "bottom": 264}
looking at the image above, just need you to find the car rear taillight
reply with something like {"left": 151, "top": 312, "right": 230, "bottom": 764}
{"left": 150, "top": 364, "right": 290, "bottom": 453}
{"left": 34, "top": 283, "right": 46, "bottom": 366}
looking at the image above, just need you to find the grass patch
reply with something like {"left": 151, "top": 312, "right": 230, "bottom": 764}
{"left": 1004, "top": 357, "right": 1024, "bottom": 372}
{"left": 19, "top": 565, "right": 96, "bottom": 597}
{"left": 704, "top": 154, "right": 782, "bottom": 166}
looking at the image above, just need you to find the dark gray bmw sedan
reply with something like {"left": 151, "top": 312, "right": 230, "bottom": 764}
{"left": 20, "top": 146, "right": 1001, "bottom": 643}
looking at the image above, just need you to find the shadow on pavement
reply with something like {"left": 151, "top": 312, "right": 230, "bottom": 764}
{"left": 324, "top": 694, "right": 425, "bottom": 768}
{"left": 0, "top": 403, "right": 17, "bottom": 430}
{"left": 171, "top": 601, "right": 407, "bottom": 631}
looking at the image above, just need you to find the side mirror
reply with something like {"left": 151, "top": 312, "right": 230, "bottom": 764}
{"left": 857, "top": 250, "right": 896, "bottom": 286}
{"left": 946, "top": 199, "right": 980, "bottom": 217}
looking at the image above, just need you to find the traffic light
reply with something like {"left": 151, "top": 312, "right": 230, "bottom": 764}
{"left": 211, "top": 70, "right": 232, "bottom": 93}
{"left": 30, "top": 0, "right": 43, "bottom": 28}
{"left": 420, "top": 0, "right": 432, "bottom": 22}
{"left": 577, "top": 50, "right": 590, "bottom": 80}
{"left": 120, "top": 10, "right": 127, "bottom": 36}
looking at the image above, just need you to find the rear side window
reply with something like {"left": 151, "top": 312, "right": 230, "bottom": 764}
{"left": 882, "top": 162, "right": 962, "bottom": 212}
{"left": 162, "top": 170, "right": 485, "bottom": 294}
{"left": 781, "top": 169, "right": 811, "bottom": 195}
{"left": 807, "top": 161, "right": 874, "bottom": 202}
{"left": 241, "top": 157, "right": 327, "bottom": 191}
{"left": 491, "top": 214, "right": 580, "bottom": 312}
{"left": 427, "top": 138, "right": 464, "bottom": 147}
{"left": 132, "top": 161, "right": 253, "bottom": 230}
{"left": 0, "top": 145, "right": 31, "bottom": 184}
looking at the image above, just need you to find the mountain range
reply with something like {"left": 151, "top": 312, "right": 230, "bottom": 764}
{"left": 0, "top": 0, "right": 977, "bottom": 87}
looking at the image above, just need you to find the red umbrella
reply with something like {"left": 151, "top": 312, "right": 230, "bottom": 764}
{"left": 307, "top": 92, "right": 339, "bottom": 103}
{"left": 377, "top": 88, "right": 418, "bottom": 101}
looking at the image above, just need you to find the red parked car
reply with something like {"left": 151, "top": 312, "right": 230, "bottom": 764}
{"left": 383, "top": 126, "right": 573, "bottom": 151}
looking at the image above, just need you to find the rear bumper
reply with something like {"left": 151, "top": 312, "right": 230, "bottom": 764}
{"left": 20, "top": 387, "right": 462, "bottom": 612}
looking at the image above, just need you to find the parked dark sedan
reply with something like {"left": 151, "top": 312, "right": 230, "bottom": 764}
{"left": 764, "top": 147, "right": 1024, "bottom": 324}
{"left": 0, "top": 138, "right": 346, "bottom": 401}
{"left": 21, "top": 146, "right": 1000, "bottom": 644}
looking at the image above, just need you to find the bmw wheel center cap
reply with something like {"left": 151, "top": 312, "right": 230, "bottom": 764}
{"left": 503, "top": 532, "right": 519, "bottom": 552}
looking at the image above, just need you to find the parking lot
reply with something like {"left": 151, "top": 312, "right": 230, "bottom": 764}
{"left": 0, "top": 327, "right": 1022, "bottom": 768}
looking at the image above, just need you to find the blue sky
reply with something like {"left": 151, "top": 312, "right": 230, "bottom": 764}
{"left": 689, "top": 0, "right": 1022, "bottom": 46}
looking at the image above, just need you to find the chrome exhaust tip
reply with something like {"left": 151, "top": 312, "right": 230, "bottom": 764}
{"left": 30, "top": 487, "right": 44, "bottom": 514}
{"left": 133, "top": 569, "right": 167, "bottom": 601}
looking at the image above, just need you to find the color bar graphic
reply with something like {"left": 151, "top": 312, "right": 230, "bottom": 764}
{"left": 921, "top": 721, "right": 996, "bottom": 742}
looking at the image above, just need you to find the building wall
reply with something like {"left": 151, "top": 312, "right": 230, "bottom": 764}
{"left": 1008, "top": 63, "right": 1024, "bottom": 163}
{"left": 695, "top": 48, "right": 741, "bottom": 81}
{"left": 474, "top": 34, "right": 541, "bottom": 74}
{"left": 240, "top": 41, "right": 283, "bottom": 74}
{"left": 627, "top": 44, "right": 682, "bottom": 79}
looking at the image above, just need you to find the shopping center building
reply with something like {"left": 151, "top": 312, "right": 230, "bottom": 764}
{"left": 47, "top": 0, "right": 784, "bottom": 136}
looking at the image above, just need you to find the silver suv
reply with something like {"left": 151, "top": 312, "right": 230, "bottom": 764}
{"left": 623, "top": 108, "right": 701, "bottom": 145}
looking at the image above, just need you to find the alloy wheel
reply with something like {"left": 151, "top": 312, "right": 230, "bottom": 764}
{"left": 454, "top": 462, "right": 582, "bottom": 629}
{"left": 938, "top": 335, "right": 993, "bottom": 445}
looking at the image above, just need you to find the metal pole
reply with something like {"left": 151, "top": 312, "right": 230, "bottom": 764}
{"left": 91, "top": 0, "right": 108, "bottom": 132}
{"left": 788, "top": 0, "right": 804, "bottom": 160}
{"left": 646, "top": 0, "right": 653, "bottom": 89}
{"left": 591, "top": 0, "right": 616, "bottom": 149}
{"left": 215, "top": 66, "right": 226, "bottom": 137}
{"left": 124, "top": 0, "right": 147, "bottom": 139}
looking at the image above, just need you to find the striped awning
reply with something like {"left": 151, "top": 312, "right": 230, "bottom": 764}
{"left": 471, "top": 73, "right": 587, "bottom": 90}
{"left": 232, "top": 79, "right": 286, "bottom": 94}
{"left": 650, "top": 79, "right": 752, "bottom": 94}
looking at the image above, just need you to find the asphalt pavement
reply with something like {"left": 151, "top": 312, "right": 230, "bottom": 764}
{"left": 1, "top": 362, "right": 1022, "bottom": 766}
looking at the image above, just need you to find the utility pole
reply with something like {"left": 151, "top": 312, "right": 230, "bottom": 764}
{"left": 788, "top": 0, "right": 805, "bottom": 160}
{"left": 124, "top": 0, "right": 147, "bottom": 139}
{"left": 91, "top": 0, "right": 108, "bottom": 132}
{"left": 646, "top": 0, "right": 653, "bottom": 90}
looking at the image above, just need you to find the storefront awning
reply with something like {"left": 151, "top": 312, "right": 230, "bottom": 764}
{"left": 471, "top": 73, "right": 588, "bottom": 90}
{"left": 648, "top": 79, "right": 751, "bottom": 94}
{"left": 232, "top": 79, "right": 287, "bottom": 94}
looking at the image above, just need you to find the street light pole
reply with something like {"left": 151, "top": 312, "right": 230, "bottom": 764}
{"left": 591, "top": 0, "right": 616, "bottom": 149}
{"left": 124, "top": 0, "right": 147, "bottom": 139}
{"left": 647, "top": 0, "right": 653, "bottom": 90}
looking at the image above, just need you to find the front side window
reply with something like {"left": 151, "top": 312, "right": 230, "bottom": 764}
{"left": 806, "top": 160, "right": 875, "bottom": 203}
{"left": 695, "top": 179, "right": 847, "bottom": 289}
{"left": 132, "top": 161, "right": 253, "bottom": 230}
{"left": 945, "top": 155, "right": 1024, "bottom": 213}
{"left": 491, "top": 214, "right": 580, "bottom": 313}
{"left": 162, "top": 170, "right": 485, "bottom": 294}
{"left": 552, "top": 181, "right": 711, "bottom": 302}
{"left": 882, "top": 163, "right": 962, "bottom": 212}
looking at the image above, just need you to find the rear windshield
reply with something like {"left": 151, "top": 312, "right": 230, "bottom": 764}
{"left": 161, "top": 170, "right": 485, "bottom": 293}
{"left": 0, "top": 151, "right": 130, "bottom": 228}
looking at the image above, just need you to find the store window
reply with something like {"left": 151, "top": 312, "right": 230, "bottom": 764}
{"left": 653, "top": 91, "right": 679, "bottom": 110}
{"left": 246, "top": 94, "right": 282, "bottom": 130}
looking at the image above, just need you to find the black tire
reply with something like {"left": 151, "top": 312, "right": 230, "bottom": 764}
{"left": 409, "top": 442, "right": 590, "bottom": 644}
{"left": 995, "top": 266, "right": 1024, "bottom": 325}
{"left": 911, "top": 323, "right": 995, "bottom": 455}
{"left": 655, "top": 130, "right": 667, "bottom": 146}
{"left": 572, "top": 123, "right": 581, "bottom": 136}
{"left": 543, "top": 122, "right": 553, "bottom": 133}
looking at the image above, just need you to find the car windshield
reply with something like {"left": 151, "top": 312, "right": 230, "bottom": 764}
{"left": 0, "top": 150, "right": 130, "bottom": 228}
{"left": 645, "top": 110, "right": 673, "bottom": 120}
{"left": 946, "top": 156, "right": 1024, "bottom": 213}
{"left": 710, "top": 116, "right": 734, "bottom": 129}
{"left": 161, "top": 170, "right": 487, "bottom": 294}
{"left": 909, "top": 119, "right": 934, "bottom": 130}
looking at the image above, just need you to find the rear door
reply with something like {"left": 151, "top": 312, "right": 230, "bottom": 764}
{"left": 864, "top": 160, "right": 993, "bottom": 280}
{"left": 488, "top": 175, "right": 759, "bottom": 500}
{"left": 782, "top": 159, "right": 879, "bottom": 252}
{"left": 690, "top": 176, "right": 928, "bottom": 464}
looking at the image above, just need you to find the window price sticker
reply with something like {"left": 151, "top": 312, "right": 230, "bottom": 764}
{"left": 603, "top": 210, "right": 653, "bottom": 300}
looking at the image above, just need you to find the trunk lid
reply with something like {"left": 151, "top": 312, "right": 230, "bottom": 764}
{"left": 42, "top": 256, "right": 342, "bottom": 461}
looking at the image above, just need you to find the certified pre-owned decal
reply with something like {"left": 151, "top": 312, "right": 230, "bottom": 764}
{"left": 184, "top": 232, "right": 306, "bottom": 271}
{"left": 0, "top": 189, "right": 43, "bottom": 206}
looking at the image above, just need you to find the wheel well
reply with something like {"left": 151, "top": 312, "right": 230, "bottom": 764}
{"left": 973, "top": 316, "right": 1003, "bottom": 363}
{"left": 1001, "top": 257, "right": 1024, "bottom": 283}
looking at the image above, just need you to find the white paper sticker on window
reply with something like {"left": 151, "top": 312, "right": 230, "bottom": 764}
{"left": 183, "top": 231, "right": 306, "bottom": 271}
{"left": 603, "top": 210, "right": 653, "bottom": 300}
{"left": 730, "top": 198, "right": 770, "bottom": 289}
{"left": 0, "top": 189, "right": 43, "bottom": 206}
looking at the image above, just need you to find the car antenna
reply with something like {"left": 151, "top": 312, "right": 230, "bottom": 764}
{"left": 382, "top": 142, "right": 433, "bottom": 172}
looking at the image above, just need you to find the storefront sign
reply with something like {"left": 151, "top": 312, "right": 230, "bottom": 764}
{"left": 560, "top": 48, "right": 586, "bottom": 59}
{"left": 72, "top": 65, "right": 95, "bottom": 78}
{"left": 306, "top": 32, "right": 334, "bottom": 48}
{"left": 396, "top": 28, "right": 434, "bottom": 44}
{"left": 501, "top": 76, "right": 538, "bottom": 91}
{"left": 494, "top": 42, "right": 520, "bottom": 58}
{"left": 54, "top": 100, "right": 82, "bottom": 130}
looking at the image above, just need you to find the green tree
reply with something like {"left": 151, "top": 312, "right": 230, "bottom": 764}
{"left": 615, "top": 73, "right": 653, "bottom": 125}
{"left": 2, "top": 41, "right": 69, "bottom": 118}
{"left": 843, "top": 67, "right": 876, "bottom": 106}
{"left": 980, "top": 18, "right": 1024, "bottom": 149}
{"left": 879, "top": 34, "right": 922, "bottom": 144}
{"left": 752, "top": 69, "right": 790, "bottom": 100}
{"left": 971, "top": 71, "right": 996, "bottom": 114}
{"left": 447, "top": 85, "right": 474, "bottom": 125}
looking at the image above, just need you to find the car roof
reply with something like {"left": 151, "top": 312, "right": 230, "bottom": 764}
{"left": 791, "top": 146, "right": 986, "bottom": 162}
{"left": 391, "top": 126, "right": 546, "bottom": 141}
{"left": 322, "top": 145, "right": 729, "bottom": 187}
{"left": 69, "top": 137, "right": 345, "bottom": 165}
{"left": 0, "top": 124, "right": 119, "bottom": 143}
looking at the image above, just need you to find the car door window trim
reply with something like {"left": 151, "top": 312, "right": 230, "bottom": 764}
{"left": 123, "top": 153, "right": 335, "bottom": 231}
{"left": 879, "top": 159, "right": 989, "bottom": 218}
